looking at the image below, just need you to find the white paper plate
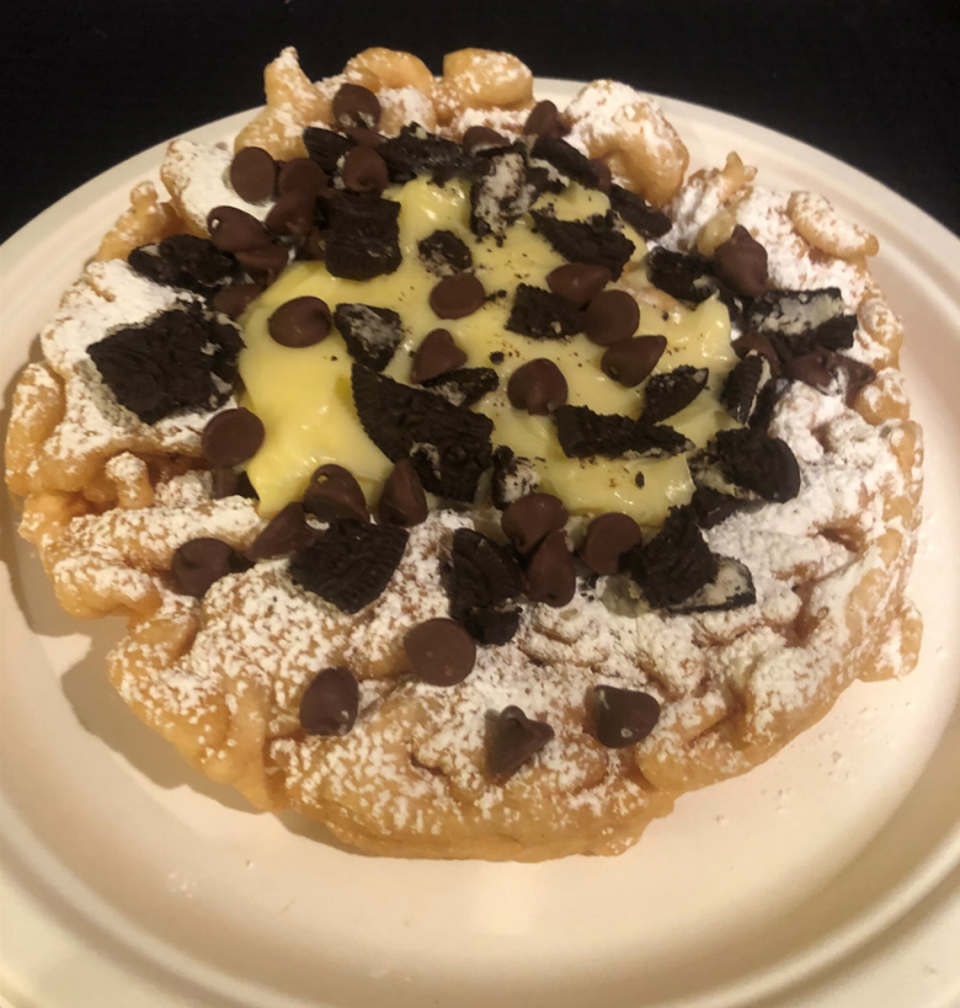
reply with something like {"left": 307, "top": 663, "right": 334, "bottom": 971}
{"left": 2, "top": 81, "right": 960, "bottom": 1008}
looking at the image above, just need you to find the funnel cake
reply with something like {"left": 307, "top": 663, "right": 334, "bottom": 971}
{"left": 5, "top": 47, "right": 922, "bottom": 860}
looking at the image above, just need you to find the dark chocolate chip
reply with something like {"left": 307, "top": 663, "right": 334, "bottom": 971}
{"left": 523, "top": 100, "right": 569, "bottom": 139}
{"left": 267, "top": 296, "right": 332, "bottom": 347}
{"left": 501, "top": 493, "right": 568, "bottom": 554}
{"left": 608, "top": 185, "right": 672, "bottom": 240}
{"left": 417, "top": 230, "right": 473, "bottom": 277}
{"left": 332, "top": 83, "right": 381, "bottom": 129}
{"left": 421, "top": 367, "right": 499, "bottom": 408}
{"left": 507, "top": 358, "right": 568, "bottom": 415}
{"left": 88, "top": 304, "right": 242, "bottom": 424}
{"left": 211, "top": 466, "right": 256, "bottom": 500}
{"left": 129, "top": 234, "right": 238, "bottom": 295}
{"left": 834, "top": 354, "right": 877, "bottom": 404}
{"left": 429, "top": 273, "right": 486, "bottom": 319}
{"left": 487, "top": 706, "right": 554, "bottom": 780}
{"left": 591, "top": 158, "right": 612, "bottom": 193}
{"left": 207, "top": 205, "right": 273, "bottom": 254}
{"left": 622, "top": 505, "right": 718, "bottom": 608}
{"left": 788, "top": 347, "right": 835, "bottom": 389}
{"left": 600, "top": 334, "right": 667, "bottom": 387}
{"left": 462, "top": 126, "right": 508, "bottom": 152}
{"left": 171, "top": 537, "right": 236, "bottom": 597}
{"left": 230, "top": 146, "right": 277, "bottom": 203}
{"left": 712, "top": 225, "right": 769, "bottom": 297}
{"left": 580, "top": 513, "right": 642, "bottom": 576}
{"left": 265, "top": 190, "right": 315, "bottom": 238}
{"left": 343, "top": 126, "right": 383, "bottom": 147}
{"left": 530, "top": 209, "right": 635, "bottom": 280}
{"left": 404, "top": 618, "right": 476, "bottom": 686}
{"left": 489, "top": 351, "right": 504, "bottom": 365}
{"left": 411, "top": 328, "right": 467, "bottom": 384}
{"left": 546, "top": 263, "right": 611, "bottom": 308}
{"left": 341, "top": 145, "right": 390, "bottom": 194}
{"left": 593, "top": 685, "right": 660, "bottom": 748}
{"left": 378, "top": 458, "right": 428, "bottom": 527}
{"left": 584, "top": 290, "right": 640, "bottom": 346}
{"left": 289, "top": 518, "right": 408, "bottom": 614}
{"left": 333, "top": 303, "right": 403, "bottom": 372}
{"left": 506, "top": 283, "right": 584, "bottom": 340}
{"left": 303, "top": 464, "right": 369, "bottom": 522}
{"left": 212, "top": 282, "right": 263, "bottom": 319}
{"left": 278, "top": 157, "right": 330, "bottom": 198}
{"left": 645, "top": 246, "right": 717, "bottom": 303}
{"left": 234, "top": 241, "right": 289, "bottom": 286}
{"left": 201, "top": 407, "right": 264, "bottom": 468}
{"left": 299, "top": 666, "right": 359, "bottom": 736}
{"left": 640, "top": 366, "right": 709, "bottom": 423}
{"left": 246, "top": 502, "right": 318, "bottom": 560}
{"left": 524, "top": 530, "right": 576, "bottom": 607}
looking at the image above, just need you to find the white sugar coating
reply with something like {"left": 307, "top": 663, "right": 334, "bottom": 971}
{"left": 105, "top": 451, "right": 148, "bottom": 487}
{"left": 564, "top": 79, "right": 673, "bottom": 158}
{"left": 790, "top": 191, "right": 875, "bottom": 255}
{"left": 163, "top": 140, "right": 274, "bottom": 225}
{"left": 272, "top": 46, "right": 320, "bottom": 110}
{"left": 448, "top": 106, "right": 528, "bottom": 136}
{"left": 378, "top": 86, "right": 434, "bottom": 132}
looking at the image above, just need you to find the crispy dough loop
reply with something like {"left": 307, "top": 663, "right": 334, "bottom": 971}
{"left": 789, "top": 190, "right": 880, "bottom": 260}
{"left": 95, "top": 181, "right": 182, "bottom": 263}
{"left": 436, "top": 48, "right": 535, "bottom": 127}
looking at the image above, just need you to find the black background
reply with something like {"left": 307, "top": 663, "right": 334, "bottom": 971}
{"left": 2, "top": 0, "right": 958, "bottom": 243}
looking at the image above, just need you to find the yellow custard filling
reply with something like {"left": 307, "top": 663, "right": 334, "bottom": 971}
{"left": 239, "top": 175, "right": 738, "bottom": 521}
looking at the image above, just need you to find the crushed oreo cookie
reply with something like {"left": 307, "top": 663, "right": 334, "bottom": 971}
{"left": 289, "top": 517, "right": 408, "bottom": 614}
{"left": 710, "top": 428, "right": 802, "bottom": 503}
{"left": 531, "top": 209, "right": 635, "bottom": 279}
{"left": 553, "top": 405, "right": 693, "bottom": 460}
{"left": 319, "top": 191, "right": 402, "bottom": 280}
{"left": 506, "top": 283, "right": 584, "bottom": 339}
{"left": 422, "top": 367, "right": 499, "bottom": 408}
{"left": 129, "top": 234, "right": 238, "bottom": 295}
{"left": 690, "top": 486, "right": 745, "bottom": 529}
{"left": 89, "top": 304, "right": 242, "bottom": 424}
{"left": 608, "top": 184, "right": 672, "bottom": 239}
{"left": 448, "top": 528, "right": 524, "bottom": 645}
{"left": 333, "top": 303, "right": 403, "bottom": 371}
{"left": 303, "top": 127, "right": 354, "bottom": 174}
{"left": 668, "top": 555, "right": 756, "bottom": 614}
{"left": 640, "top": 366, "right": 709, "bottom": 424}
{"left": 529, "top": 135, "right": 599, "bottom": 188}
{"left": 418, "top": 230, "right": 473, "bottom": 277}
{"left": 645, "top": 246, "right": 717, "bottom": 303}
{"left": 379, "top": 124, "right": 479, "bottom": 185}
{"left": 721, "top": 353, "right": 774, "bottom": 424}
{"left": 470, "top": 149, "right": 547, "bottom": 243}
{"left": 745, "top": 288, "right": 857, "bottom": 353}
{"left": 352, "top": 365, "right": 493, "bottom": 501}
{"left": 490, "top": 446, "right": 540, "bottom": 509}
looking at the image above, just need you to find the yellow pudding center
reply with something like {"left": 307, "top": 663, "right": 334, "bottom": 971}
{"left": 239, "top": 176, "right": 738, "bottom": 521}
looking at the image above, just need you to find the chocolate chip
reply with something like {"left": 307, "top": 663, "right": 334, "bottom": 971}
{"left": 523, "top": 100, "right": 569, "bottom": 139}
{"left": 343, "top": 126, "right": 383, "bottom": 147}
{"left": 411, "top": 328, "right": 467, "bottom": 384}
{"left": 645, "top": 247, "right": 717, "bottom": 303}
{"left": 171, "top": 537, "right": 236, "bottom": 597}
{"left": 352, "top": 365, "right": 493, "bottom": 501}
{"left": 507, "top": 358, "right": 568, "bottom": 415}
{"left": 489, "top": 351, "right": 504, "bottom": 365}
{"left": 303, "top": 464, "right": 369, "bottom": 522}
{"left": 246, "top": 502, "right": 317, "bottom": 560}
{"left": 640, "top": 366, "right": 709, "bottom": 423}
{"left": 712, "top": 225, "right": 769, "bottom": 297}
{"left": 230, "top": 146, "right": 277, "bottom": 203}
{"left": 234, "top": 241, "right": 289, "bottom": 285}
{"left": 267, "top": 296, "right": 332, "bottom": 347}
{"left": 580, "top": 513, "right": 643, "bottom": 576}
{"left": 834, "top": 354, "right": 877, "bottom": 404}
{"left": 404, "top": 618, "right": 476, "bottom": 686}
{"left": 211, "top": 467, "right": 259, "bottom": 501}
{"left": 333, "top": 303, "right": 403, "bottom": 372}
{"left": 88, "top": 304, "right": 242, "bottom": 424}
{"left": 429, "top": 273, "right": 486, "bottom": 319}
{"left": 787, "top": 347, "right": 835, "bottom": 389}
{"left": 448, "top": 528, "right": 523, "bottom": 645}
{"left": 531, "top": 209, "right": 635, "bottom": 280}
{"left": 733, "top": 332, "right": 782, "bottom": 376}
{"left": 524, "top": 530, "right": 576, "bottom": 607}
{"left": 265, "top": 190, "right": 315, "bottom": 238}
{"left": 378, "top": 458, "right": 428, "bottom": 527}
{"left": 417, "top": 230, "right": 473, "bottom": 277}
{"left": 341, "top": 145, "right": 389, "bottom": 194}
{"left": 299, "top": 666, "right": 359, "bottom": 736}
{"left": 207, "top": 205, "right": 272, "bottom": 253}
{"left": 462, "top": 126, "right": 507, "bottom": 152}
{"left": 593, "top": 685, "right": 660, "bottom": 748}
{"left": 501, "top": 493, "right": 568, "bottom": 554}
{"left": 129, "top": 234, "right": 238, "bottom": 295}
{"left": 622, "top": 505, "right": 718, "bottom": 608}
{"left": 584, "top": 290, "right": 640, "bottom": 346}
{"left": 506, "top": 284, "right": 584, "bottom": 340}
{"left": 608, "top": 185, "right": 672, "bottom": 240}
{"left": 212, "top": 282, "right": 263, "bottom": 319}
{"left": 332, "top": 83, "right": 381, "bottom": 129}
{"left": 289, "top": 518, "right": 408, "bottom": 614}
{"left": 487, "top": 706, "right": 554, "bottom": 780}
{"left": 278, "top": 157, "right": 330, "bottom": 198}
{"left": 546, "top": 263, "right": 611, "bottom": 308}
{"left": 600, "top": 334, "right": 667, "bottom": 387}
{"left": 201, "top": 408, "right": 264, "bottom": 468}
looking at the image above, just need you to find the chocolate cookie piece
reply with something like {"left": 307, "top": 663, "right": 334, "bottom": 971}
{"left": 471, "top": 149, "right": 547, "bottom": 242}
{"left": 593, "top": 686, "right": 661, "bottom": 748}
{"left": 530, "top": 210, "right": 635, "bottom": 280}
{"left": 351, "top": 365, "right": 493, "bottom": 501}
{"left": 448, "top": 528, "right": 524, "bottom": 645}
{"left": 645, "top": 246, "right": 717, "bottom": 303}
{"left": 379, "top": 124, "right": 479, "bottom": 185}
{"left": 88, "top": 304, "right": 242, "bottom": 424}
{"left": 303, "top": 127, "right": 354, "bottom": 174}
{"left": 490, "top": 446, "right": 540, "bottom": 509}
{"left": 608, "top": 185, "right": 672, "bottom": 240}
{"left": 623, "top": 505, "right": 718, "bottom": 609}
{"left": 320, "top": 191, "right": 402, "bottom": 281}
{"left": 289, "top": 518, "right": 408, "bottom": 614}
{"left": 553, "top": 405, "right": 693, "bottom": 460}
{"left": 417, "top": 230, "right": 473, "bottom": 277}
{"left": 640, "top": 366, "right": 709, "bottom": 423}
{"left": 333, "top": 303, "right": 403, "bottom": 371}
{"left": 129, "top": 234, "right": 238, "bottom": 295}
{"left": 690, "top": 486, "right": 745, "bottom": 529}
{"left": 668, "top": 555, "right": 756, "bottom": 614}
{"left": 422, "top": 367, "right": 499, "bottom": 408}
{"left": 506, "top": 284, "right": 584, "bottom": 340}
{"left": 721, "top": 353, "right": 775, "bottom": 424}
{"left": 487, "top": 706, "right": 554, "bottom": 780}
{"left": 529, "top": 135, "right": 599, "bottom": 188}
{"left": 299, "top": 667, "right": 360, "bottom": 736}
{"left": 713, "top": 428, "right": 802, "bottom": 503}
{"left": 745, "top": 288, "right": 857, "bottom": 353}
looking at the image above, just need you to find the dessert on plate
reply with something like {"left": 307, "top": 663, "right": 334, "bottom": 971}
{"left": 4, "top": 46, "right": 922, "bottom": 860}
